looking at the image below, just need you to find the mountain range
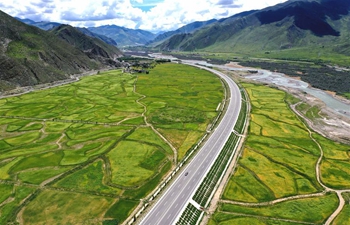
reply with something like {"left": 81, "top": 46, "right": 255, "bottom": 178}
{"left": 0, "top": 11, "right": 122, "bottom": 92}
{"left": 15, "top": 17, "right": 61, "bottom": 31}
{"left": 2, "top": 0, "right": 350, "bottom": 92}
{"left": 147, "top": 19, "right": 218, "bottom": 46}
{"left": 87, "top": 25, "right": 156, "bottom": 47}
{"left": 14, "top": 0, "right": 350, "bottom": 56}
{"left": 15, "top": 18, "right": 118, "bottom": 46}
{"left": 157, "top": 0, "right": 350, "bottom": 56}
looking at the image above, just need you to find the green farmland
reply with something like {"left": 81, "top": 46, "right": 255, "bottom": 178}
{"left": 0, "top": 63, "right": 223, "bottom": 224}
{"left": 210, "top": 83, "right": 350, "bottom": 225}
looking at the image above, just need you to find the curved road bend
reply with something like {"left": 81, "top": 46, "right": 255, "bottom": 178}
{"left": 139, "top": 64, "right": 242, "bottom": 225}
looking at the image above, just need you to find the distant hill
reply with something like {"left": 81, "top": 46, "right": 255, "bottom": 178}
{"left": 50, "top": 25, "right": 122, "bottom": 66}
{"left": 15, "top": 18, "right": 118, "bottom": 47}
{"left": 157, "top": 0, "right": 350, "bottom": 56}
{"left": 148, "top": 19, "right": 217, "bottom": 46}
{"left": 77, "top": 27, "right": 118, "bottom": 46}
{"left": 0, "top": 10, "right": 107, "bottom": 91}
{"left": 15, "top": 17, "right": 61, "bottom": 30}
{"left": 88, "top": 25, "right": 157, "bottom": 47}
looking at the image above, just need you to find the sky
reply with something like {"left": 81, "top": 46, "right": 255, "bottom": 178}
{"left": 0, "top": 0, "right": 288, "bottom": 33}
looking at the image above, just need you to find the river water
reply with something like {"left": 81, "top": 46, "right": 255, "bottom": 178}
{"left": 182, "top": 60, "right": 350, "bottom": 119}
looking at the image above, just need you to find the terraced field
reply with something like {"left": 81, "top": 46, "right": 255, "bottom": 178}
{"left": 0, "top": 63, "right": 223, "bottom": 224}
{"left": 209, "top": 83, "right": 350, "bottom": 225}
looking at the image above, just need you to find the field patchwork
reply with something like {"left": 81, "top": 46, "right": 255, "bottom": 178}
{"left": 0, "top": 63, "right": 223, "bottom": 224}
{"left": 210, "top": 83, "right": 350, "bottom": 225}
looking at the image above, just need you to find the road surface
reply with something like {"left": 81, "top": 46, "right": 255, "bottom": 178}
{"left": 139, "top": 64, "right": 242, "bottom": 225}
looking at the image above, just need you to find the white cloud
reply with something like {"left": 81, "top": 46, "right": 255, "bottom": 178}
{"left": 0, "top": 0, "right": 288, "bottom": 32}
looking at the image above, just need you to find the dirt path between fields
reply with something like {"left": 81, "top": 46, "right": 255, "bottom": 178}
{"left": 291, "top": 102, "right": 350, "bottom": 224}
{"left": 202, "top": 73, "right": 350, "bottom": 224}
{"left": 133, "top": 77, "right": 178, "bottom": 164}
{"left": 221, "top": 211, "right": 316, "bottom": 225}
{"left": 221, "top": 192, "right": 326, "bottom": 206}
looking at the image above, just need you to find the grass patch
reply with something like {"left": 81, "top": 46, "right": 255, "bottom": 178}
{"left": 104, "top": 199, "right": 139, "bottom": 223}
{"left": 18, "top": 122, "right": 43, "bottom": 131}
{"left": 121, "top": 116, "right": 145, "bottom": 125}
{"left": 313, "top": 133, "right": 350, "bottom": 160}
{"left": 0, "top": 158, "right": 22, "bottom": 180}
{"left": 320, "top": 159, "right": 350, "bottom": 189}
{"left": 11, "top": 151, "right": 63, "bottom": 173}
{"left": 0, "top": 183, "right": 13, "bottom": 203}
{"left": 54, "top": 160, "right": 122, "bottom": 195}
{"left": 0, "top": 186, "right": 36, "bottom": 224}
{"left": 18, "top": 167, "right": 71, "bottom": 185}
{"left": 223, "top": 166, "right": 275, "bottom": 203}
{"left": 22, "top": 190, "right": 114, "bottom": 224}
{"left": 239, "top": 149, "right": 306, "bottom": 198}
{"left": 209, "top": 212, "right": 302, "bottom": 225}
{"left": 4, "top": 132, "right": 41, "bottom": 146}
{"left": 220, "top": 193, "right": 338, "bottom": 224}
{"left": 139, "top": 150, "right": 166, "bottom": 170}
{"left": 123, "top": 160, "right": 172, "bottom": 200}
{"left": 127, "top": 127, "right": 173, "bottom": 154}
{"left": 107, "top": 140, "right": 159, "bottom": 187}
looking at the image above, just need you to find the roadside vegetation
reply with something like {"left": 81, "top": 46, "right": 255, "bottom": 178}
{"left": 210, "top": 83, "right": 350, "bottom": 225}
{"left": 0, "top": 63, "right": 223, "bottom": 224}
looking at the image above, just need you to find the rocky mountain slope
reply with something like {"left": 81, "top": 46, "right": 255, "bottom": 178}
{"left": 50, "top": 25, "right": 122, "bottom": 66}
{"left": 157, "top": 0, "right": 350, "bottom": 56}
{"left": 0, "top": 10, "right": 109, "bottom": 91}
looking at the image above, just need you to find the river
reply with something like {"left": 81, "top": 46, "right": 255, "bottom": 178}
{"left": 181, "top": 59, "right": 350, "bottom": 119}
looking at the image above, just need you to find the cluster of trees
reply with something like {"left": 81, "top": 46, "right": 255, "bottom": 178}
{"left": 119, "top": 57, "right": 171, "bottom": 74}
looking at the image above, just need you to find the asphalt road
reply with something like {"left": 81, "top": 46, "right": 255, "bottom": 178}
{"left": 139, "top": 64, "right": 242, "bottom": 225}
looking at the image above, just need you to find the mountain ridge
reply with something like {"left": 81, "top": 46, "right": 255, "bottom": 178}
{"left": 148, "top": 19, "right": 218, "bottom": 46}
{"left": 0, "top": 10, "right": 113, "bottom": 91}
{"left": 50, "top": 24, "right": 122, "bottom": 66}
{"left": 87, "top": 25, "right": 157, "bottom": 46}
{"left": 156, "top": 0, "right": 350, "bottom": 56}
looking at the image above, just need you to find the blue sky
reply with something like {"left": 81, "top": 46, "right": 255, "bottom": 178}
{"left": 0, "top": 0, "right": 288, "bottom": 32}
{"left": 132, "top": 0, "right": 163, "bottom": 11}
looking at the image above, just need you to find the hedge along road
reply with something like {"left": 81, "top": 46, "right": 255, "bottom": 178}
{"left": 139, "top": 63, "right": 242, "bottom": 225}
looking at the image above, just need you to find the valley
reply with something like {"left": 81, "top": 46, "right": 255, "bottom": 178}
{"left": 1, "top": 53, "right": 348, "bottom": 225}
{"left": 0, "top": 0, "right": 350, "bottom": 224}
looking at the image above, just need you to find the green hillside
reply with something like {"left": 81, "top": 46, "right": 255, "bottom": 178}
{"left": 50, "top": 25, "right": 122, "bottom": 65}
{"left": 0, "top": 10, "right": 102, "bottom": 92}
{"left": 157, "top": 0, "right": 350, "bottom": 65}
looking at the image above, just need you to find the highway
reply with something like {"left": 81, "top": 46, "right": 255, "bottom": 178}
{"left": 139, "top": 63, "right": 242, "bottom": 225}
